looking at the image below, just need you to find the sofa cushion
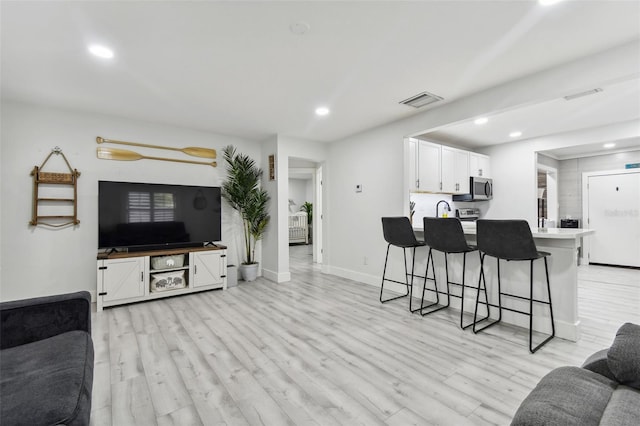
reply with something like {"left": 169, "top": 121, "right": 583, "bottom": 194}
{"left": 511, "top": 366, "right": 617, "bottom": 426}
{"left": 607, "top": 322, "right": 640, "bottom": 389}
{"left": 599, "top": 385, "right": 640, "bottom": 426}
{"left": 0, "top": 330, "right": 94, "bottom": 426}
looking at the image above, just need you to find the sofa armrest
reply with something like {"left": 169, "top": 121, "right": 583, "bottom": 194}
{"left": 0, "top": 291, "right": 91, "bottom": 349}
{"left": 582, "top": 348, "right": 617, "bottom": 381}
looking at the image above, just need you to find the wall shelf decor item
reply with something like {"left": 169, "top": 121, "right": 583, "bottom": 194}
{"left": 268, "top": 154, "right": 276, "bottom": 180}
{"left": 96, "top": 136, "right": 217, "bottom": 167}
{"left": 30, "top": 147, "right": 80, "bottom": 227}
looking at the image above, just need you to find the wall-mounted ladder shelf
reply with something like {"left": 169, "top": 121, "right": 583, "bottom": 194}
{"left": 30, "top": 147, "right": 81, "bottom": 227}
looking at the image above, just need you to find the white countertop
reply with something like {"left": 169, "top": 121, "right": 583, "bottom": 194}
{"left": 414, "top": 222, "right": 595, "bottom": 240}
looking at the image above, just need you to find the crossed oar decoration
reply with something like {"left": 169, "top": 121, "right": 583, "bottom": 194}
{"left": 96, "top": 136, "right": 217, "bottom": 167}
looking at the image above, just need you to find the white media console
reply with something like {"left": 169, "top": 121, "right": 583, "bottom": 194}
{"left": 96, "top": 245, "right": 227, "bottom": 311}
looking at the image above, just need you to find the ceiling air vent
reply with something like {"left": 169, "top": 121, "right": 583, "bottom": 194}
{"left": 563, "top": 88, "right": 603, "bottom": 101}
{"left": 400, "top": 91, "right": 443, "bottom": 108}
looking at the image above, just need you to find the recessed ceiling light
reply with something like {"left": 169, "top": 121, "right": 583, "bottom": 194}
{"left": 604, "top": 143, "right": 616, "bottom": 148}
{"left": 474, "top": 117, "right": 488, "bottom": 125}
{"left": 88, "top": 45, "right": 114, "bottom": 59}
{"left": 539, "top": 0, "right": 564, "bottom": 5}
{"left": 509, "top": 131, "right": 523, "bottom": 138}
{"left": 315, "top": 107, "right": 330, "bottom": 116}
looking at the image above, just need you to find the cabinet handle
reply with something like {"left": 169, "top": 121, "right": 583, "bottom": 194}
{"left": 479, "top": 169, "right": 483, "bottom": 176}
{"left": 439, "top": 182, "right": 442, "bottom": 190}
{"left": 194, "top": 264, "right": 197, "bottom": 274}
{"left": 416, "top": 179, "right": 419, "bottom": 188}
{"left": 141, "top": 271, "right": 144, "bottom": 282}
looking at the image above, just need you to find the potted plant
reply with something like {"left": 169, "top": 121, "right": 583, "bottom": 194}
{"left": 221, "top": 145, "right": 270, "bottom": 282}
{"left": 300, "top": 201, "right": 312, "bottom": 243}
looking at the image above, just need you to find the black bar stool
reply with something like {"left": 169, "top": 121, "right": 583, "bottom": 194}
{"left": 380, "top": 217, "right": 426, "bottom": 312}
{"left": 420, "top": 217, "right": 481, "bottom": 329}
{"left": 473, "top": 219, "right": 555, "bottom": 353}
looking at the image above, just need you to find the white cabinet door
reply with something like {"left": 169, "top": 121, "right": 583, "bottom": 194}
{"left": 469, "top": 152, "right": 491, "bottom": 178}
{"left": 417, "top": 141, "right": 441, "bottom": 192}
{"left": 99, "top": 257, "right": 146, "bottom": 302}
{"left": 408, "top": 139, "right": 418, "bottom": 192}
{"left": 191, "top": 251, "right": 226, "bottom": 288}
{"left": 441, "top": 146, "right": 469, "bottom": 194}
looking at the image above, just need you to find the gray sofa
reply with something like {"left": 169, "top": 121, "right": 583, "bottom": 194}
{"left": 0, "top": 291, "right": 94, "bottom": 426}
{"left": 512, "top": 322, "right": 640, "bottom": 426}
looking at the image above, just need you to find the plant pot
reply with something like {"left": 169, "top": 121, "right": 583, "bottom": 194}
{"left": 239, "top": 263, "right": 259, "bottom": 282}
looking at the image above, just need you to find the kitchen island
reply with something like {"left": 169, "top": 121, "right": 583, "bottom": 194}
{"left": 413, "top": 223, "right": 594, "bottom": 342}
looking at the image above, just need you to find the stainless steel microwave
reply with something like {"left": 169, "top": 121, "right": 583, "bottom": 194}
{"left": 452, "top": 177, "right": 493, "bottom": 201}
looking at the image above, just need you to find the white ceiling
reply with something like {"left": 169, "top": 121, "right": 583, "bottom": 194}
{"left": 2, "top": 1, "right": 640, "bottom": 143}
{"left": 421, "top": 77, "right": 640, "bottom": 149}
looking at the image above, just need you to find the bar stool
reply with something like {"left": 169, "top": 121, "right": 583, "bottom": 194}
{"left": 380, "top": 217, "right": 426, "bottom": 312}
{"left": 420, "top": 217, "right": 480, "bottom": 329}
{"left": 473, "top": 219, "right": 555, "bottom": 353}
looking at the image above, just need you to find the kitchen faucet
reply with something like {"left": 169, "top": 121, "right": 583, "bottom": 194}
{"left": 436, "top": 200, "right": 451, "bottom": 218}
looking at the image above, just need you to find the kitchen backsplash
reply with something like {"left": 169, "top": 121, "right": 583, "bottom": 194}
{"left": 410, "top": 192, "right": 490, "bottom": 225}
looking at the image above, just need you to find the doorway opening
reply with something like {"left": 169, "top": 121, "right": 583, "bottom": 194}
{"left": 287, "top": 157, "right": 322, "bottom": 267}
{"left": 537, "top": 164, "right": 558, "bottom": 228}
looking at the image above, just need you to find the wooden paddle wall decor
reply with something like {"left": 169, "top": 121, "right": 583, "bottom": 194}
{"left": 96, "top": 136, "right": 217, "bottom": 167}
{"left": 30, "top": 147, "right": 80, "bottom": 227}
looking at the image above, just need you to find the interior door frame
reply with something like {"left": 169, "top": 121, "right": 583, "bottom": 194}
{"left": 581, "top": 168, "right": 640, "bottom": 264}
{"left": 538, "top": 163, "right": 559, "bottom": 226}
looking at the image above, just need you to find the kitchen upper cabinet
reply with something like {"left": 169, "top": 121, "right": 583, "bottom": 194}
{"left": 408, "top": 139, "right": 489, "bottom": 194}
{"left": 416, "top": 140, "right": 441, "bottom": 192}
{"left": 469, "top": 152, "right": 491, "bottom": 178}
{"left": 441, "top": 146, "right": 469, "bottom": 194}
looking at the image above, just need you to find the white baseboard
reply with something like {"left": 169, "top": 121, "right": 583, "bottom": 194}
{"left": 323, "top": 265, "right": 380, "bottom": 287}
{"left": 262, "top": 268, "right": 291, "bottom": 283}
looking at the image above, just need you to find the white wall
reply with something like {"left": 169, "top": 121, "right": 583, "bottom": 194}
{"left": 0, "top": 101, "right": 260, "bottom": 302}
{"left": 326, "top": 124, "right": 406, "bottom": 284}
{"left": 260, "top": 136, "right": 283, "bottom": 282}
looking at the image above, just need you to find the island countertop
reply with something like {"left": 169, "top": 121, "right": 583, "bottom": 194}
{"left": 414, "top": 222, "right": 595, "bottom": 239}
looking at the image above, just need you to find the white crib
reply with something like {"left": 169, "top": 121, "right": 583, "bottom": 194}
{"left": 289, "top": 212, "right": 308, "bottom": 244}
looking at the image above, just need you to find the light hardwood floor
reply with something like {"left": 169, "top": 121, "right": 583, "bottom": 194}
{"left": 91, "top": 245, "right": 640, "bottom": 425}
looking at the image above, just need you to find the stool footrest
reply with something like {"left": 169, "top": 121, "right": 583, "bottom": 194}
{"left": 419, "top": 301, "right": 449, "bottom": 316}
{"left": 475, "top": 300, "right": 551, "bottom": 317}
{"left": 382, "top": 278, "right": 411, "bottom": 287}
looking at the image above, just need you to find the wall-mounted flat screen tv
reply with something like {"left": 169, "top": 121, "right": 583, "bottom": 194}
{"left": 99, "top": 181, "right": 221, "bottom": 251}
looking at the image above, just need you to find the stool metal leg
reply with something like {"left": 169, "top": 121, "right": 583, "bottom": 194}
{"left": 419, "top": 248, "right": 450, "bottom": 316}
{"left": 408, "top": 247, "right": 421, "bottom": 313}
{"left": 443, "top": 252, "right": 452, "bottom": 308}
{"left": 380, "top": 244, "right": 411, "bottom": 304}
{"left": 529, "top": 257, "right": 555, "bottom": 353}
{"left": 460, "top": 252, "right": 476, "bottom": 330}
{"left": 473, "top": 253, "right": 501, "bottom": 333}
